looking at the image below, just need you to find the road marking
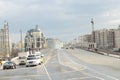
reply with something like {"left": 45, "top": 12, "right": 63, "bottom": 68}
{"left": 57, "top": 50, "right": 85, "bottom": 70}
{"left": 59, "top": 52, "right": 104, "bottom": 80}
{"left": 43, "top": 64, "right": 52, "bottom": 80}
{"left": 65, "top": 50, "right": 119, "bottom": 80}
{"left": 68, "top": 77, "right": 93, "bottom": 80}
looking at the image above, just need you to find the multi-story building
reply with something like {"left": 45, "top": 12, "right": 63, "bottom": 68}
{"left": 46, "top": 38, "right": 63, "bottom": 49}
{"left": 75, "top": 34, "right": 96, "bottom": 49}
{"left": 114, "top": 26, "right": 120, "bottom": 48}
{"left": 94, "top": 29, "right": 115, "bottom": 49}
{"left": 83, "top": 34, "right": 92, "bottom": 42}
{"left": 94, "top": 30, "right": 100, "bottom": 48}
{"left": 0, "top": 21, "right": 11, "bottom": 57}
{"left": 24, "top": 25, "right": 46, "bottom": 51}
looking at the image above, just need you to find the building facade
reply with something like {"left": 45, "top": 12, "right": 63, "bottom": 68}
{"left": 114, "top": 27, "right": 120, "bottom": 48}
{"left": 24, "top": 25, "right": 46, "bottom": 51}
{"left": 46, "top": 38, "right": 63, "bottom": 49}
{"left": 94, "top": 29, "right": 115, "bottom": 49}
{"left": 0, "top": 21, "right": 11, "bottom": 57}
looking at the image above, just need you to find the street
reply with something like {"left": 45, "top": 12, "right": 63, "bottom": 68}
{"left": 0, "top": 49, "right": 120, "bottom": 80}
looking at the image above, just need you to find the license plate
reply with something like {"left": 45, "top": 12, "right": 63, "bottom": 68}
{"left": 29, "top": 61, "right": 33, "bottom": 63}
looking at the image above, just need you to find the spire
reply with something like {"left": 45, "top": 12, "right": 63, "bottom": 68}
{"left": 4, "top": 20, "right": 8, "bottom": 29}
{"left": 35, "top": 24, "right": 40, "bottom": 31}
{"left": 36, "top": 24, "right": 39, "bottom": 30}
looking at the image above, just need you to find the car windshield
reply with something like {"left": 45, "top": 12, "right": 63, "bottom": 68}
{"left": 35, "top": 55, "right": 40, "bottom": 57}
{"left": 4, "top": 62, "right": 13, "bottom": 65}
{"left": 28, "top": 55, "right": 36, "bottom": 57}
{"left": 27, "top": 57, "right": 37, "bottom": 60}
{"left": 19, "top": 57, "right": 26, "bottom": 59}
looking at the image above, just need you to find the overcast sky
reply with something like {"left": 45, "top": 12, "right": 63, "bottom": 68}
{"left": 0, "top": 0, "right": 120, "bottom": 43}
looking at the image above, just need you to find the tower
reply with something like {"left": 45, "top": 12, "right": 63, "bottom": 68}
{"left": 91, "top": 18, "right": 94, "bottom": 32}
{"left": 91, "top": 18, "right": 95, "bottom": 43}
{"left": 4, "top": 20, "right": 10, "bottom": 57}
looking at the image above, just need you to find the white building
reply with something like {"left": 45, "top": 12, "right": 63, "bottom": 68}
{"left": 24, "top": 25, "right": 46, "bottom": 51}
{"left": 114, "top": 26, "right": 120, "bottom": 48}
{"left": 0, "top": 21, "right": 11, "bottom": 57}
{"left": 46, "top": 38, "right": 63, "bottom": 49}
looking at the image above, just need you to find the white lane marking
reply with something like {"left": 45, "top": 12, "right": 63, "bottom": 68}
{"left": 43, "top": 64, "right": 52, "bottom": 80}
{"left": 64, "top": 50, "right": 119, "bottom": 80}
{"left": 59, "top": 52, "right": 104, "bottom": 80}
{"left": 67, "top": 77, "right": 93, "bottom": 80}
{"left": 57, "top": 52, "right": 62, "bottom": 64}
{"left": 57, "top": 51, "right": 86, "bottom": 73}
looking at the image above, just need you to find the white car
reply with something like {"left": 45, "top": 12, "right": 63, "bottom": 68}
{"left": 26, "top": 57, "right": 41, "bottom": 67}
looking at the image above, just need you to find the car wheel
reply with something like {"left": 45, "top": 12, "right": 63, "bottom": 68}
{"left": 12, "top": 66, "right": 14, "bottom": 69}
{"left": 26, "top": 65, "right": 28, "bottom": 67}
{"left": 39, "top": 63, "right": 41, "bottom": 65}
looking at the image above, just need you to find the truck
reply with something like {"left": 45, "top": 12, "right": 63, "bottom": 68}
{"left": 18, "top": 52, "right": 30, "bottom": 65}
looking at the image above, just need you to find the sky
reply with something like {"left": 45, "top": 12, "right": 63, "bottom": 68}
{"left": 0, "top": 0, "right": 120, "bottom": 43}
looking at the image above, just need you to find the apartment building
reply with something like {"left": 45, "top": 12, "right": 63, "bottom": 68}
{"left": 76, "top": 34, "right": 96, "bottom": 48}
{"left": 114, "top": 27, "right": 120, "bottom": 48}
{"left": 94, "top": 29, "right": 115, "bottom": 49}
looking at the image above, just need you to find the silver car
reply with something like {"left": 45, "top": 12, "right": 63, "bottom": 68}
{"left": 3, "top": 61, "right": 16, "bottom": 70}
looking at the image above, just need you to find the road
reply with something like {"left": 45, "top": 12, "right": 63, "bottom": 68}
{"left": 0, "top": 48, "right": 120, "bottom": 80}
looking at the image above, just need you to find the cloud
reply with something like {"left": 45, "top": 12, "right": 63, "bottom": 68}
{"left": 1, "top": 0, "right": 120, "bottom": 42}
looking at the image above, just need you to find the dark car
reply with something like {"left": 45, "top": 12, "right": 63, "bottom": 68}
{"left": 3, "top": 61, "right": 16, "bottom": 70}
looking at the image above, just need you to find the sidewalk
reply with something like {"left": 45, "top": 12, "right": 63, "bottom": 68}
{"left": 78, "top": 48, "right": 120, "bottom": 59}
{"left": 90, "top": 49, "right": 120, "bottom": 59}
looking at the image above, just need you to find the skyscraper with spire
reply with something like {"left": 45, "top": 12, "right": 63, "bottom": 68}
{"left": 0, "top": 21, "right": 11, "bottom": 57}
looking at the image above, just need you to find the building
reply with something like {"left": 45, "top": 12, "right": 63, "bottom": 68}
{"left": 24, "top": 25, "right": 46, "bottom": 51}
{"left": 94, "top": 29, "right": 115, "bottom": 49}
{"left": 0, "top": 21, "right": 11, "bottom": 57}
{"left": 46, "top": 38, "right": 63, "bottom": 49}
{"left": 77, "top": 29, "right": 115, "bottom": 49}
{"left": 114, "top": 26, "right": 120, "bottom": 48}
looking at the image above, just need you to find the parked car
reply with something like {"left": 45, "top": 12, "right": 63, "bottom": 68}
{"left": 3, "top": 61, "right": 16, "bottom": 70}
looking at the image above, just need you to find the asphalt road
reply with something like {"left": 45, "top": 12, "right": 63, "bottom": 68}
{"left": 0, "top": 49, "right": 120, "bottom": 80}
